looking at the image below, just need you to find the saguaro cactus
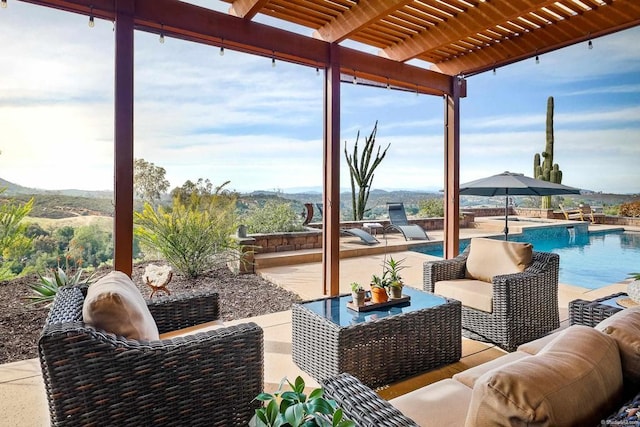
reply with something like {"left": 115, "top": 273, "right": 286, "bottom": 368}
{"left": 533, "top": 96, "right": 563, "bottom": 209}
{"left": 344, "top": 121, "right": 390, "bottom": 220}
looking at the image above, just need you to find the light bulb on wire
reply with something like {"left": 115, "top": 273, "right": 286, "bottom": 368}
{"left": 1, "top": 0, "right": 7, "bottom": 9}
{"left": 535, "top": 55, "right": 539, "bottom": 64}
{"left": 159, "top": 24, "right": 165, "bottom": 44}
{"left": 219, "top": 46, "right": 224, "bottom": 56}
{"left": 588, "top": 40, "right": 593, "bottom": 50}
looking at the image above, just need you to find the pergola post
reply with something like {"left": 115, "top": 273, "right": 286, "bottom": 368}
{"left": 113, "top": 0, "right": 135, "bottom": 276}
{"left": 443, "top": 78, "right": 464, "bottom": 259}
{"left": 322, "top": 43, "right": 341, "bottom": 296}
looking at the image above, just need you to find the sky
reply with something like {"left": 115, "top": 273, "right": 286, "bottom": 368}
{"left": 0, "top": 1, "right": 639, "bottom": 194}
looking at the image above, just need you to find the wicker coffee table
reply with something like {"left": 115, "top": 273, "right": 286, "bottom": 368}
{"left": 291, "top": 287, "right": 461, "bottom": 388}
{"left": 569, "top": 292, "right": 628, "bottom": 327}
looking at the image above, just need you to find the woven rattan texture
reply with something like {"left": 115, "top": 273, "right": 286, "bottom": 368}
{"left": 322, "top": 373, "right": 419, "bottom": 426}
{"left": 569, "top": 292, "right": 626, "bottom": 327}
{"left": 39, "top": 285, "right": 263, "bottom": 426}
{"left": 292, "top": 295, "right": 461, "bottom": 388}
{"left": 424, "top": 249, "right": 560, "bottom": 352}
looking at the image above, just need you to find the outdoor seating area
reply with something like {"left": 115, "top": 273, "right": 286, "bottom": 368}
{"left": 4, "top": 223, "right": 640, "bottom": 426}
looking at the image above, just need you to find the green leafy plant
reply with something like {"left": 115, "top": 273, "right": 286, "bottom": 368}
{"left": 383, "top": 256, "right": 406, "bottom": 288}
{"left": 627, "top": 273, "right": 640, "bottom": 281}
{"left": 251, "top": 376, "right": 355, "bottom": 427}
{"left": 350, "top": 282, "right": 364, "bottom": 292}
{"left": 243, "top": 200, "right": 306, "bottom": 234}
{"left": 26, "top": 266, "right": 95, "bottom": 306}
{"left": 134, "top": 186, "right": 239, "bottom": 279}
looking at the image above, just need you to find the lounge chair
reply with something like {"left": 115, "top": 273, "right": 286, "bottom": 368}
{"left": 341, "top": 227, "right": 379, "bottom": 245}
{"left": 559, "top": 204, "right": 582, "bottom": 220}
{"left": 386, "top": 202, "right": 429, "bottom": 240}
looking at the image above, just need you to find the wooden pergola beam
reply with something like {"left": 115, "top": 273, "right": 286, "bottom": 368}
{"left": 433, "top": 0, "right": 640, "bottom": 76}
{"left": 228, "top": 0, "right": 269, "bottom": 20}
{"left": 313, "top": 0, "right": 413, "bottom": 43}
{"left": 382, "top": 0, "right": 556, "bottom": 63}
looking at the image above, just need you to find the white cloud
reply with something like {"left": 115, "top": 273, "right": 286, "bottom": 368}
{"left": 0, "top": 2, "right": 638, "bottom": 195}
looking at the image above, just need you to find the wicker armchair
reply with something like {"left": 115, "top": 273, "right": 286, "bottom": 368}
{"left": 424, "top": 249, "right": 560, "bottom": 352}
{"left": 39, "top": 285, "right": 263, "bottom": 427}
{"left": 322, "top": 373, "right": 419, "bottom": 426}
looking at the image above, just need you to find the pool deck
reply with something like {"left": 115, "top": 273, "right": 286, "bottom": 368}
{"left": 2, "top": 220, "right": 638, "bottom": 426}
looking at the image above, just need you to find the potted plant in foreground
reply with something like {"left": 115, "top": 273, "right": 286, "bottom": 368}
{"left": 383, "top": 256, "right": 406, "bottom": 299}
{"left": 370, "top": 274, "right": 389, "bottom": 304}
{"left": 251, "top": 376, "right": 355, "bottom": 427}
{"left": 350, "top": 282, "right": 366, "bottom": 307}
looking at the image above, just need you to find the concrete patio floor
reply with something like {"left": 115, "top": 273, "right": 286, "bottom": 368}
{"left": 1, "top": 222, "right": 634, "bottom": 426}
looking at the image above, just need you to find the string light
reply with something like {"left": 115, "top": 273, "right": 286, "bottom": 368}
{"left": 386, "top": 78, "right": 390, "bottom": 90}
{"left": 588, "top": 40, "right": 593, "bottom": 50}
{"left": 535, "top": 55, "right": 539, "bottom": 64}
{"left": 271, "top": 57, "right": 276, "bottom": 68}
{"left": 88, "top": 6, "right": 95, "bottom": 28}
{"left": 159, "top": 24, "right": 165, "bottom": 44}
{"left": 316, "top": 67, "right": 320, "bottom": 76}
{"left": 493, "top": 68, "right": 496, "bottom": 75}
{"left": 353, "top": 72, "right": 357, "bottom": 84}
{"left": 1, "top": 0, "right": 7, "bottom": 9}
{"left": 219, "top": 46, "right": 224, "bottom": 56}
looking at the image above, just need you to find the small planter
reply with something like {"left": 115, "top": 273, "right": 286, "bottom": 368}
{"left": 352, "top": 290, "right": 366, "bottom": 307}
{"left": 388, "top": 285, "right": 403, "bottom": 299}
{"left": 370, "top": 287, "right": 388, "bottom": 304}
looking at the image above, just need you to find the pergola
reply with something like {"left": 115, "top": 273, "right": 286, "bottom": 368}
{"left": 15, "top": 0, "right": 640, "bottom": 296}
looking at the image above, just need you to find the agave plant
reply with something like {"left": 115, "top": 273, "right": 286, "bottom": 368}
{"left": 628, "top": 273, "right": 640, "bottom": 281}
{"left": 26, "top": 267, "right": 94, "bottom": 307}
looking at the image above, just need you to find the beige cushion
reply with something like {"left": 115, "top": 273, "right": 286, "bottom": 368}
{"left": 83, "top": 271, "right": 159, "bottom": 341}
{"left": 595, "top": 306, "right": 640, "bottom": 383}
{"left": 465, "top": 237, "right": 532, "bottom": 282}
{"left": 159, "top": 320, "right": 225, "bottom": 340}
{"left": 453, "top": 351, "right": 529, "bottom": 388}
{"left": 465, "top": 325, "right": 623, "bottom": 427}
{"left": 516, "top": 330, "right": 561, "bottom": 355}
{"left": 390, "top": 379, "right": 472, "bottom": 427}
{"left": 435, "top": 279, "right": 493, "bottom": 313}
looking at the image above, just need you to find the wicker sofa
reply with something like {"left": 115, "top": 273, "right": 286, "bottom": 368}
{"left": 39, "top": 281, "right": 264, "bottom": 427}
{"left": 323, "top": 306, "right": 640, "bottom": 426}
{"left": 423, "top": 237, "right": 560, "bottom": 351}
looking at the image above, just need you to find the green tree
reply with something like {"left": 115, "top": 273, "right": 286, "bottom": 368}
{"left": 243, "top": 200, "right": 306, "bottom": 233}
{"left": 0, "top": 189, "right": 34, "bottom": 279}
{"left": 68, "top": 224, "right": 113, "bottom": 268}
{"left": 418, "top": 198, "right": 444, "bottom": 218}
{"left": 135, "top": 182, "right": 239, "bottom": 278}
{"left": 344, "top": 121, "right": 390, "bottom": 220}
{"left": 134, "top": 158, "right": 170, "bottom": 204}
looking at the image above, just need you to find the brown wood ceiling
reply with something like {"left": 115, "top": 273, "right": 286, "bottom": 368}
{"left": 223, "top": 0, "right": 640, "bottom": 76}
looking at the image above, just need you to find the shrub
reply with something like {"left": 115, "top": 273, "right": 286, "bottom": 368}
{"left": 619, "top": 200, "right": 640, "bottom": 218}
{"left": 418, "top": 198, "right": 444, "bottom": 218}
{"left": 243, "top": 200, "right": 306, "bottom": 234}
{"left": 134, "top": 191, "right": 239, "bottom": 278}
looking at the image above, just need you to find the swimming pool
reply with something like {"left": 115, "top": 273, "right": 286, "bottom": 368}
{"left": 412, "top": 227, "right": 640, "bottom": 290}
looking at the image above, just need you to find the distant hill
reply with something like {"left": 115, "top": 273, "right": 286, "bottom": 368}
{"left": 0, "top": 177, "right": 112, "bottom": 198}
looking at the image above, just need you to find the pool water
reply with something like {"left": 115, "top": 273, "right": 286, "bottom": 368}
{"left": 412, "top": 228, "right": 640, "bottom": 290}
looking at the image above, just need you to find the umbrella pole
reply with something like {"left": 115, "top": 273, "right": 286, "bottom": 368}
{"left": 504, "top": 191, "right": 509, "bottom": 240}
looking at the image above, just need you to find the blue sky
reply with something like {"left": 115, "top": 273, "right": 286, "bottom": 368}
{"left": 0, "top": 1, "right": 638, "bottom": 194}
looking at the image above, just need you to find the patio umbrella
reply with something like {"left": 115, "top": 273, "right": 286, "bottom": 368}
{"left": 459, "top": 171, "right": 581, "bottom": 240}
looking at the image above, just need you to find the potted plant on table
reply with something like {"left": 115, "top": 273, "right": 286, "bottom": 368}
{"left": 251, "top": 376, "right": 354, "bottom": 427}
{"left": 350, "top": 282, "right": 366, "bottom": 307}
{"left": 383, "top": 256, "right": 406, "bottom": 299}
{"left": 370, "top": 274, "right": 389, "bottom": 304}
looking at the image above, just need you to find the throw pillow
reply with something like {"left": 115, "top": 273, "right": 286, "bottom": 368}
{"left": 83, "top": 271, "right": 160, "bottom": 341}
{"left": 465, "top": 325, "right": 623, "bottom": 427}
{"left": 465, "top": 237, "right": 533, "bottom": 282}
{"left": 595, "top": 306, "right": 640, "bottom": 383}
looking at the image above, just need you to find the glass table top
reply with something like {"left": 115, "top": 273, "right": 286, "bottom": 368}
{"left": 300, "top": 287, "right": 448, "bottom": 327}
{"left": 598, "top": 293, "right": 628, "bottom": 309}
